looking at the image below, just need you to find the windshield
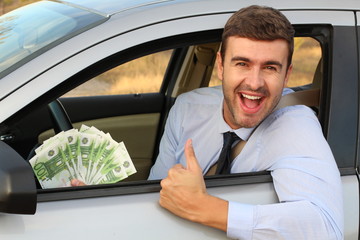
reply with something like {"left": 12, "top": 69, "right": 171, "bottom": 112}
{"left": 0, "top": 1, "right": 107, "bottom": 79}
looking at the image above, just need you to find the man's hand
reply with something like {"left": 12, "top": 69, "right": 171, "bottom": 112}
{"left": 71, "top": 179, "right": 86, "bottom": 186}
{"left": 159, "top": 139, "right": 228, "bottom": 231}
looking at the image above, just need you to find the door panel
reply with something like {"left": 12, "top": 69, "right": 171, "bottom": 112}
{"left": 0, "top": 175, "right": 356, "bottom": 239}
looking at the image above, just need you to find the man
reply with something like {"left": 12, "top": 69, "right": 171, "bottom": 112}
{"left": 148, "top": 5, "right": 343, "bottom": 239}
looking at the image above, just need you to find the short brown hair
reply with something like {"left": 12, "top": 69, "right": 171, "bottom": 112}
{"left": 221, "top": 5, "right": 295, "bottom": 67}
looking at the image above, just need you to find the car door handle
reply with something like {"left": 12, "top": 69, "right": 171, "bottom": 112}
{"left": 0, "top": 133, "right": 15, "bottom": 142}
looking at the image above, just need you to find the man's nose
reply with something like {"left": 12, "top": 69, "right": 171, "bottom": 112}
{"left": 246, "top": 67, "right": 264, "bottom": 90}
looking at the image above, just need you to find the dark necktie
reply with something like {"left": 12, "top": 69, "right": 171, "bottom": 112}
{"left": 215, "top": 132, "right": 240, "bottom": 174}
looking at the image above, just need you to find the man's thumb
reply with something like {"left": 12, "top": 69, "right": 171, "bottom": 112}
{"left": 185, "top": 139, "right": 201, "bottom": 171}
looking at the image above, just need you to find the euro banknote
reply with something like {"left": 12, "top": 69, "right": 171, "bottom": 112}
{"left": 29, "top": 125, "right": 136, "bottom": 188}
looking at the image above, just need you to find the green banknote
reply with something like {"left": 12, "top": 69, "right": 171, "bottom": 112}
{"left": 79, "top": 125, "right": 133, "bottom": 184}
{"left": 30, "top": 141, "right": 76, "bottom": 188}
{"left": 30, "top": 125, "right": 136, "bottom": 188}
{"left": 97, "top": 142, "right": 136, "bottom": 184}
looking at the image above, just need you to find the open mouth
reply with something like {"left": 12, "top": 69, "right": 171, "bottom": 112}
{"left": 239, "top": 92, "right": 264, "bottom": 113}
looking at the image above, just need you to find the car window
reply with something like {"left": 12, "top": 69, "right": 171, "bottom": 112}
{"left": 63, "top": 50, "right": 173, "bottom": 97}
{"left": 287, "top": 37, "right": 321, "bottom": 87}
{"left": 209, "top": 37, "right": 322, "bottom": 88}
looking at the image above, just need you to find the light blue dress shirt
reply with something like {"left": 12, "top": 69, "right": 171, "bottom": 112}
{"left": 149, "top": 86, "right": 343, "bottom": 239}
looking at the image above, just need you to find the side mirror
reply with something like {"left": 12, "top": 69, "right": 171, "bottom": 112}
{"left": 0, "top": 140, "right": 36, "bottom": 214}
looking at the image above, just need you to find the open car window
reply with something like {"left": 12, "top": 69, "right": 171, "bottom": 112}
{"left": 35, "top": 36, "right": 322, "bottom": 187}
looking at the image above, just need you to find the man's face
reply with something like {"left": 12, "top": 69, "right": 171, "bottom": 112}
{"left": 217, "top": 36, "right": 292, "bottom": 129}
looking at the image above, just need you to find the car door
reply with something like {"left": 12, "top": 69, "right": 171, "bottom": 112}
{"left": 0, "top": 8, "right": 358, "bottom": 240}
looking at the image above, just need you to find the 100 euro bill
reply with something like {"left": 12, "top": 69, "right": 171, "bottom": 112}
{"left": 29, "top": 125, "right": 136, "bottom": 188}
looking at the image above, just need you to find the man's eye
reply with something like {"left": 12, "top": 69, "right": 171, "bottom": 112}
{"left": 236, "top": 62, "right": 246, "bottom": 66}
{"left": 265, "top": 66, "right": 277, "bottom": 71}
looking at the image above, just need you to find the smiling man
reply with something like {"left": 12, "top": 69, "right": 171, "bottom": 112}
{"left": 148, "top": 5, "right": 343, "bottom": 239}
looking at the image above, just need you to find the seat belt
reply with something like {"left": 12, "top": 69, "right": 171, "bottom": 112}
{"left": 205, "top": 88, "right": 320, "bottom": 176}
{"left": 275, "top": 88, "right": 319, "bottom": 111}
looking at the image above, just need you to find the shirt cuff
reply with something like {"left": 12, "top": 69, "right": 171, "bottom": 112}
{"left": 227, "top": 201, "right": 254, "bottom": 239}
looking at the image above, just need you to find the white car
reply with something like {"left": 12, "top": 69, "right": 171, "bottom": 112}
{"left": 0, "top": 0, "right": 358, "bottom": 239}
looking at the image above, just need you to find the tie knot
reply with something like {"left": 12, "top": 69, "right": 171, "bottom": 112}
{"left": 223, "top": 132, "right": 240, "bottom": 146}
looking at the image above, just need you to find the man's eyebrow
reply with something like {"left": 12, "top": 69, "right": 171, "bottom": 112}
{"left": 231, "top": 56, "right": 250, "bottom": 62}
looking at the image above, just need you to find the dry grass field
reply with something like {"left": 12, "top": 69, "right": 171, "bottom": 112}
{"left": 289, "top": 37, "right": 322, "bottom": 87}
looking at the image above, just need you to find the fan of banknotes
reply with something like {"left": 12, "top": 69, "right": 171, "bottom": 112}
{"left": 29, "top": 125, "right": 136, "bottom": 189}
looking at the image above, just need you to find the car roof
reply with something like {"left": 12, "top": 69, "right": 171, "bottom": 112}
{"left": 58, "top": 0, "right": 360, "bottom": 16}
{"left": 55, "top": 0, "right": 174, "bottom": 16}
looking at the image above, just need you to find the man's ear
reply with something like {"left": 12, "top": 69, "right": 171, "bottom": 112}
{"left": 216, "top": 52, "right": 224, "bottom": 81}
{"left": 284, "top": 64, "right": 293, "bottom": 87}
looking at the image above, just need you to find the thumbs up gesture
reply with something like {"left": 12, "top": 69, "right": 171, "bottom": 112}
{"left": 159, "top": 139, "right": 228, "bottom": 231}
